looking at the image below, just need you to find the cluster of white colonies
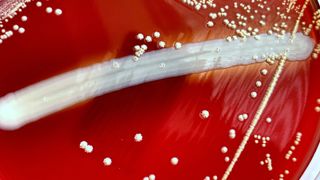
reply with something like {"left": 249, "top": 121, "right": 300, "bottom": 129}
{"left": 0, "top": 1, "right": 62, "bottom": 45}
{"left": 133, "top": 32, "right": 182, "bottom": 62}
{"left": 79, "top": 141, "right": 93, "bottom": 153}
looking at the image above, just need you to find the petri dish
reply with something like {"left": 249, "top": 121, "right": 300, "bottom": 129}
{"left": 0, "top": 0, "right": 319, "bottom": 179}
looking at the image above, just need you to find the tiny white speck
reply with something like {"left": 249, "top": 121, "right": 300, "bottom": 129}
{"left": 143, "top": 177, "right": 150, "bottom": 180}
{"left": 170, "top": 157, "right": 179, "bottom": 165}
{"left": 213, "top": 175, "right": 218, "bottom": 180}
{"left": 134, "top": 133, "right": 143, "bottom": 142}
{"left": 242, "top": 113, "right": 248, "bottom": 120}
{"left": 204, "top": 176, "right": 210, "bottom": 180}
{"left": 103, "top": 157, "right": 112, "bottom": 166}
{"left": 225, "top": 156, "right": 230, "bottom": 162}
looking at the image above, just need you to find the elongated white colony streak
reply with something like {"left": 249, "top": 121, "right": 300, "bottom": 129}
{"left": 0, "top": 33, "right": 315, "bottom": 130}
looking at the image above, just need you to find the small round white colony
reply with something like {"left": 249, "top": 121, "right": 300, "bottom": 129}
{"left": 266, "top": 117, "right": 272, "bottom": 123}
{"left": 13, "top": 25, "right": 19, "bottom": 31}
{"left": 46, "top": 7, "right": 53, "bottom": 14}
{"left": 256, "top": 80, "right": 262, "bottom": 87}
{"left": 36, "top": 1, "right": 42, "bottom": 7}
{"left": 221, "top": 146, "right": 228, "bottom": 154}
{"left": 141, "top": 44, "right": 148, "bottom": 51}
{"left": 21, "top": 16, "right": 27, "bottom": 22}
{"left": 174, "top": 42, "right": 182, "bottom": 49}
{"left": 55, "top": 9, "right": 63, "bottom": 16}
{"left": 200, "top": 110, "right": 210, "bottom": 119}
{"left": 171, "top": 157, "right": 179, "bottom": 165}
{"left": 261, "top": 69, "right": 268, "bottom": 75}
{"left": 149, "top": 174, "right": 156, "bottom": 180}
{"left": 153, "top": 31, "right": 160, "bottom": 38}
{"left": 136, "top": 33, "right": 144, "bottom": 40}
{"left": 134, "top": 133, "right": 143, "bottom": 142}
{"left": 18, "top": 27, "right": 25, "bottom": 34}
{"left": 145, "top": 36, "right": 152, "bottom": 43}
{"left": 207, "top": 21, "right": 214, "bottom": 27}
{"left": 103, "top": 157, "right": 112, "bottom": 166}
{"left": 79, "top": 140, "right": 88, "bottom": 149}
{"left": 158, "top": 41, "right": 166, "bottom": 48}
{"left": 251, "top": 91, "right": 258, "bottom": 98}
{"left": 84, "top": 145, "right": 93, "bottom": 153}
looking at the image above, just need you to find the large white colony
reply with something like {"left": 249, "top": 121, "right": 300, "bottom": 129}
{"left": 0, "top": 32, "right": 314, "bottom": 130}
